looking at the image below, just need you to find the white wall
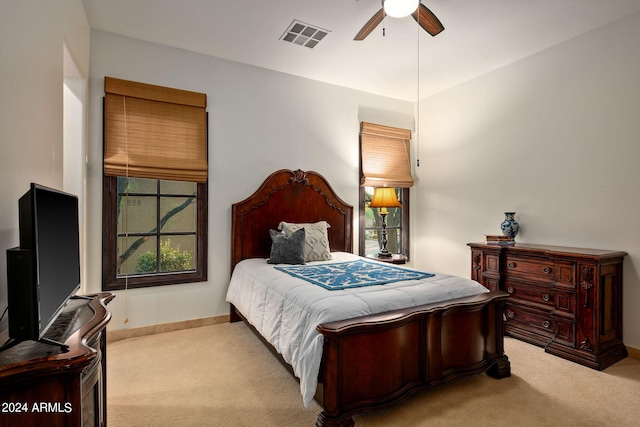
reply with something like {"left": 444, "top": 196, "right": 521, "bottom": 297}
{"left": 0, "top": 1, "right": 90, "bottom": 336}
{"left": 414, "top": 12, "right": 640, "bottom": 348}
{"left": 86, "top": 30, "right": 415, "bottom": 331}
{"left": 64, "top": 77, "right": 88, "bottom": 291}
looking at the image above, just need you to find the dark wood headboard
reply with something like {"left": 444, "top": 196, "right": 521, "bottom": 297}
{"left": 231, "top": 169, "right": 353, "bottom": 272}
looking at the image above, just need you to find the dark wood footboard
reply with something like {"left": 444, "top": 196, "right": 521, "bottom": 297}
{"left": 314, "top": 291, "right": 510, "bottom": 427}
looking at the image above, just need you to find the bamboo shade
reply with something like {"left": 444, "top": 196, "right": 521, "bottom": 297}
{"left": 360, "top": 122, "right": 414, "bottom": 188}
{"left": 104, "top": 77, "right": 208, "bottom": 183}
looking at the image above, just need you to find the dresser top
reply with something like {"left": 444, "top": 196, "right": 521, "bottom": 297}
{"left": 468, "top": 242, "right": 627, "bottom": 259}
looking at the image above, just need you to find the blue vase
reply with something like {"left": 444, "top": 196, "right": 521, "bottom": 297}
{"left": 501, "top": 212, "right": 519, "bottom": 239}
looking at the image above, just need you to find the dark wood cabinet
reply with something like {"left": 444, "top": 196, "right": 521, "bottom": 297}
{"left": 0, "top": 293, "right": 113, "bottom": 427}
{"left": 468, "top": 243, "right": 627, "bottom": 370}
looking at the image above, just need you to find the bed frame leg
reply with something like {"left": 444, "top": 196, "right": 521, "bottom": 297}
{"left": 229, "top": 304, "right": 242, "bottom": 323}
{"left": 316, "top": 412, "right": 355, "bottom": 427}
{"left": 486, "top": 355, "right": 511, "bottom": 379}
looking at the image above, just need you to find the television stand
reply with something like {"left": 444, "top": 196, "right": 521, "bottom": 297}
{"left": 0, "top": 292, "right": 114, "bottom": 427}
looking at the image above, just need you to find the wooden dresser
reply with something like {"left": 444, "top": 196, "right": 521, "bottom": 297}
{"left": 468, "top": 243, "right": 627, "bottom": 370}
{"left": 0, "top": 293, "right": 113, "bottom": 427}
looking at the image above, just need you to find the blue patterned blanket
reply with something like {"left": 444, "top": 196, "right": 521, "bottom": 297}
{"left": 274, "top": 259, "right": 434, "bottom": 290}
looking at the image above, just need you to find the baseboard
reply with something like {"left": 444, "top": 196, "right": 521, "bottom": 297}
{"left": 106, "top": 314, "right": 229, "bottom": 342}
{"left": 627, "top": 345, "right": 640, "bottom": 361}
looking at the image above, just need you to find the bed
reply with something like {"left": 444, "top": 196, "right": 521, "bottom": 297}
{"left": 227, "top": 168, "right": 510, "bottom": 427}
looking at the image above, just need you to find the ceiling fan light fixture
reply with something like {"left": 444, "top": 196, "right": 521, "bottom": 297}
{"left": 383, "top": 0, "right": 420, "bottom": 18}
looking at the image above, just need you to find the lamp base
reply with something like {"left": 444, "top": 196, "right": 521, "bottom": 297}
{"left": 377, "top": 211, "right": 393, "bottom": 258}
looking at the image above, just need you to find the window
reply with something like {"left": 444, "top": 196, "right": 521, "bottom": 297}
{"left": 358, "top": 122, "right": 413, "bottom": 259}
{"left": 103, "top": 177, "right": 207, "bottom": 290}
{"left": 102, "top": 77, "right": 208, "bottom": 290}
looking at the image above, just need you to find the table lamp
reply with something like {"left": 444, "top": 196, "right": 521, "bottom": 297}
{"left": 368, "top": 187, "right": 401, "bottom": 257}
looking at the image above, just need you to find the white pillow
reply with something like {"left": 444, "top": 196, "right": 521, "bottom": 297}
{"left": 279, "top": 221, "right": 332, "bottom": 262}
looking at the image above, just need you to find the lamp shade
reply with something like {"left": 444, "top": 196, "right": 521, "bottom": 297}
{"left": 383, "top": 0, "right": 420, "bottom": 18}
{"left": 369, "top": 187, "right": 401, "bottom": 209}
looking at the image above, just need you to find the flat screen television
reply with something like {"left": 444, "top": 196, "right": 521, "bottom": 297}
{"left": 5, "top": 183, "right": 80, "bottom": 349}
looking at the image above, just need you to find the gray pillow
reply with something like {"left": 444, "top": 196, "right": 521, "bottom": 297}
{"left": 278, "top": 221, "right": 332, "bottom": 262}
{"left": 267, "top": 228, "right": 306, "bottom": 265}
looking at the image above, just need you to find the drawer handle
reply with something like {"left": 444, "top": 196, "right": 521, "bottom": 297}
{"left": 507, "top": 287, "right": 514, "bottom": 294}
{"left": 507, "top": 310, "right": 515, "bottom": 319}
{"left": 542, "top": 320, "right": 551, "bottom": 329}
{"left": 543, "top": 267, "right": 552, "bottom": 274}
{"left": 542, "top": 294, "right": 550, "bottom": 302}
{"left": 508, "top": 262, "right": 516, "bottom": 268}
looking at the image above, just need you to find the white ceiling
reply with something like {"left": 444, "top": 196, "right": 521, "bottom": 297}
{"left": 81, "top": 0, "right": 640, "bottom": 101}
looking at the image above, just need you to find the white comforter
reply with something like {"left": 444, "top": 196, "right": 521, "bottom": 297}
{"left": 225, "top": 252, "right": 488, "bottom": 407}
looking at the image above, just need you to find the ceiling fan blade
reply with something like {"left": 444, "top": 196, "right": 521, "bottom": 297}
{"left": 412, "top": 3, "right": 444, "bottom": 36}
{"left": 354, "top": 8, "right": 385, "bottom": 40}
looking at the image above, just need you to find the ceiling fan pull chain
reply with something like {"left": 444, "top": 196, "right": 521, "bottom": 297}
{"left": 383, "top": 6, "right": 386, "bottom": 37}
{"left": 382, "top": 0, "right": 386, "bottom": 36}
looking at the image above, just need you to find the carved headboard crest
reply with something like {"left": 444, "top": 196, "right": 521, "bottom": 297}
{"left": 289, "top": 169, "right": 310, "bottom": 185}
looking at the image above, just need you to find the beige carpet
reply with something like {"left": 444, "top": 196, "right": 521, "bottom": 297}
{"left": 108, "top": 322, "right": 640, "bottom": 426}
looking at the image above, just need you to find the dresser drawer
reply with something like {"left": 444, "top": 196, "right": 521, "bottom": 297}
{"left": 505, "top": 256, "right": 555, "bottom": 284}
{"left": 504, "top": 303, "right": 554, "bottom": 344}
{"left": 504, "top": 303, "right": 576, "bottom": 347}
{"left": 505, "top": 280, "right": 576, "bottom": 318}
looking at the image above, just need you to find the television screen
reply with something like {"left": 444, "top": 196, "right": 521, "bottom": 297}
{"left": 7, "top": 183, "right": 81, "bottom": 342}
{"left": 27, "top": 184, "right": 81, "bottom": 335}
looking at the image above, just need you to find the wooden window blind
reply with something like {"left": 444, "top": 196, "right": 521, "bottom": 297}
{"left": 359, "top": 122, "right": 414, "bottom": 188}
{"left": 104, "top": 77, "right": 208, "bottom": 183}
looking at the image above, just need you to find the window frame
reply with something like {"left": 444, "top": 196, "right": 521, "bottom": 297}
{"left": 358, "top": 186, "right": 410, "bottom": 259}
{"left": 102, "top": 176, "right": 208, "bottom": 291}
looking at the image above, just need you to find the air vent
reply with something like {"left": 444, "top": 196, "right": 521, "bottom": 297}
{"left": 280, "top": 20, "right": 330, "bottom": 48}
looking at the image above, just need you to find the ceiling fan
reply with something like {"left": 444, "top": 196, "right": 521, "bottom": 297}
{"left": 354, "top": 0, "right": 445, "bottom": 41}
